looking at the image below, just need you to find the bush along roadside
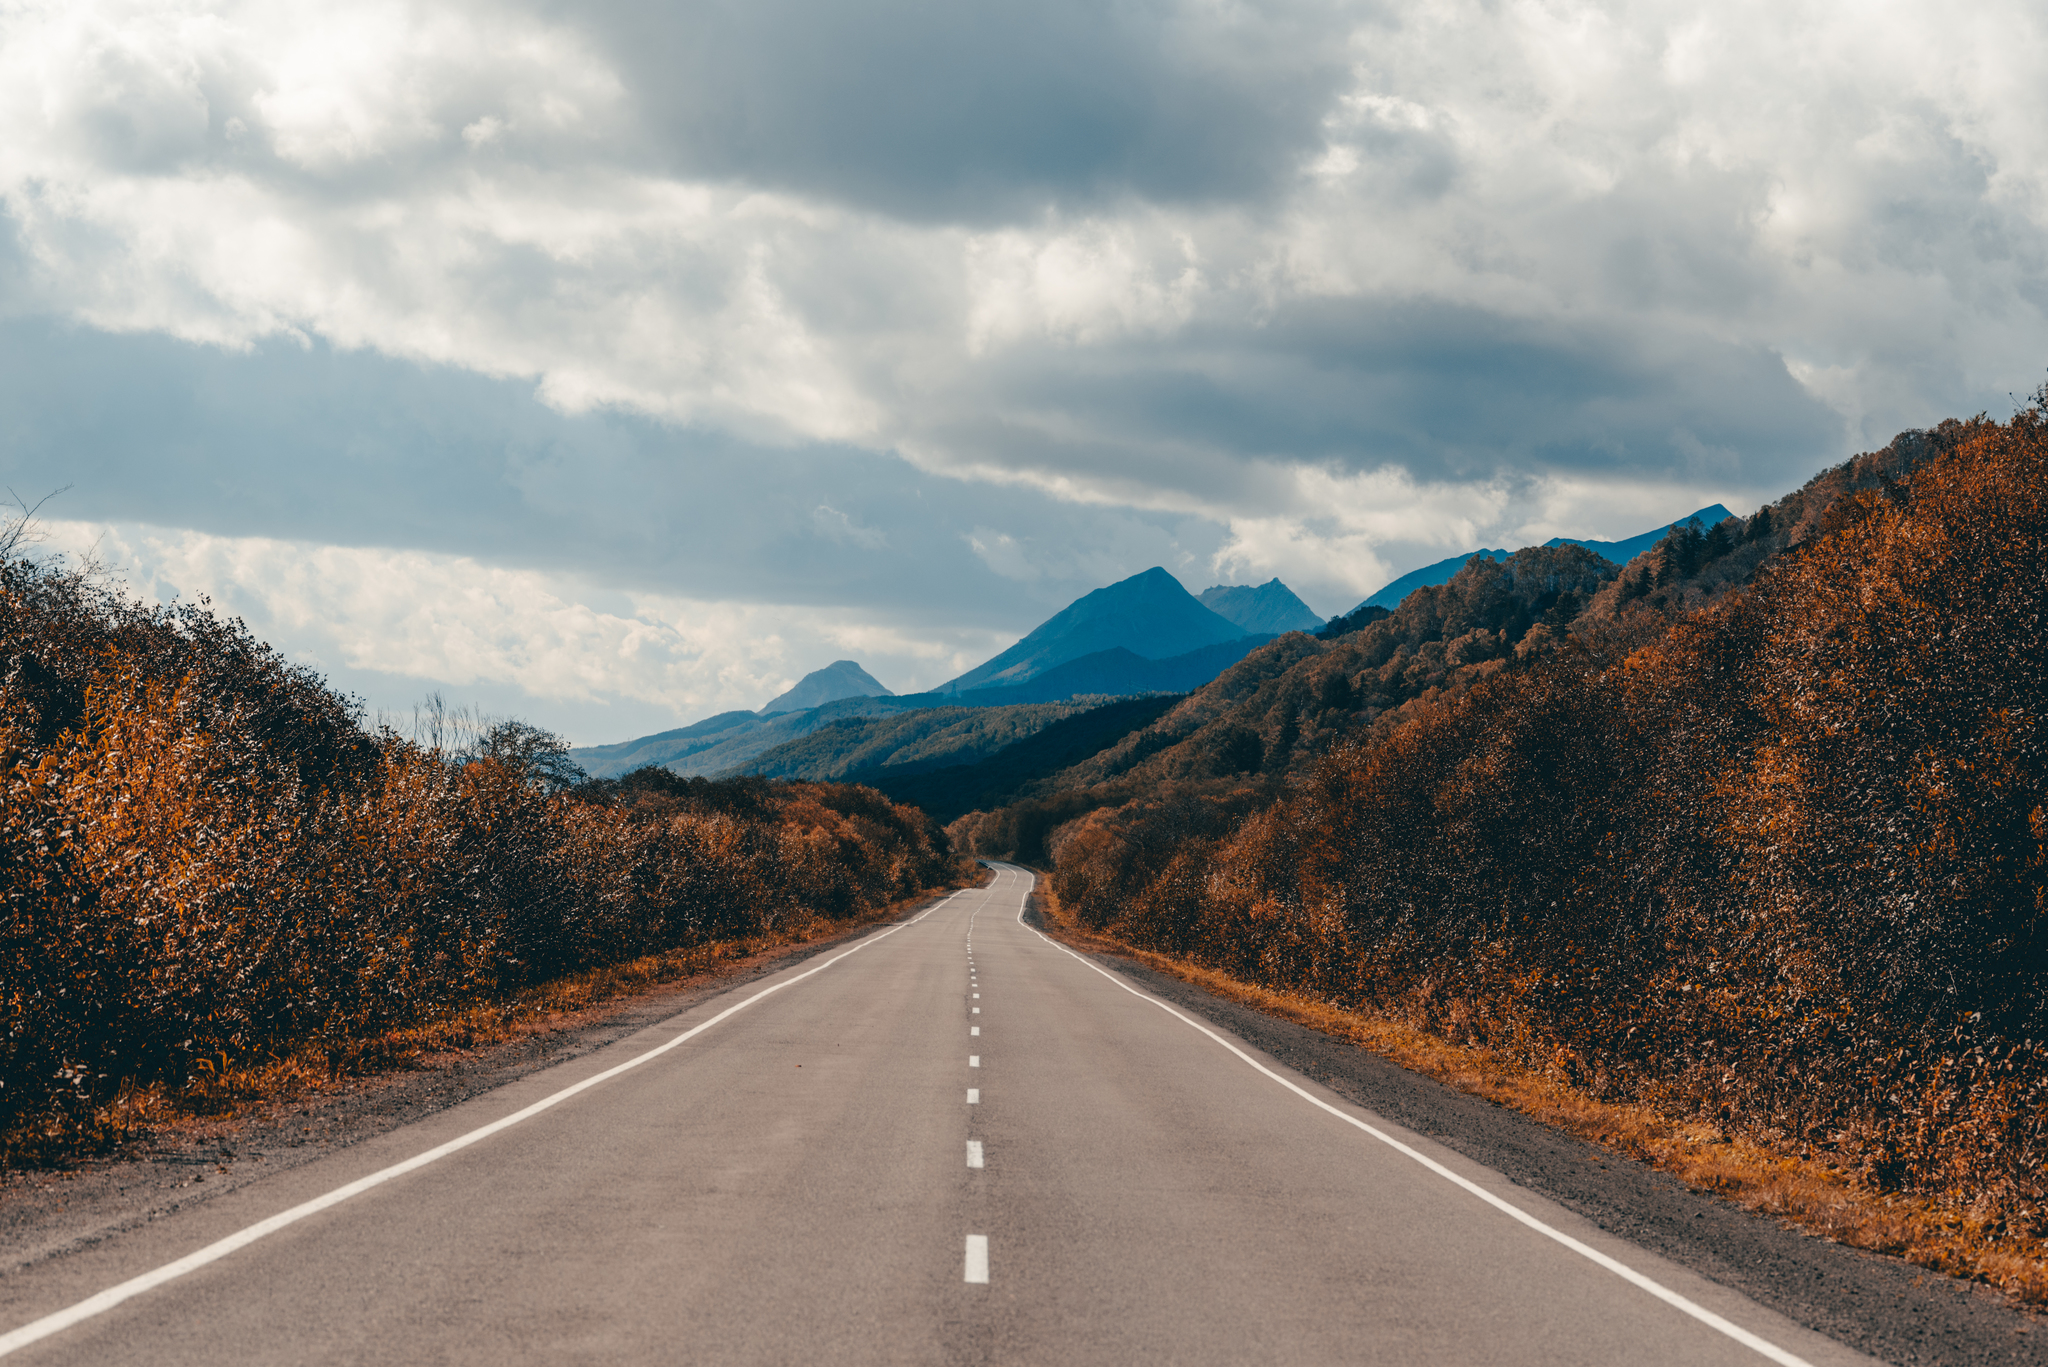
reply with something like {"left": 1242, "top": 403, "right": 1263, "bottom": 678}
{"left": 0, "top": 560, "right": 967, "bottom": 1167}
{"left": 1034, "top": 876, "right": 2048, "bottom": 1305}
{"left": 982, "top": 405, "right": 2048, "bottom": 1297}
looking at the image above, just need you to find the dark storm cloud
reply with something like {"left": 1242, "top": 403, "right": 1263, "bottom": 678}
{"left": 0, "top": 315, "right": 1215, "bottom": 633}
{"left": 912, "top": 298, "right": 1844, "bottom": 505}
{"left": 581, "top": 0, "right": 1355, "bottom": 220}
{"left": 4, "top": 0, "right": 2046, "bottom": 736}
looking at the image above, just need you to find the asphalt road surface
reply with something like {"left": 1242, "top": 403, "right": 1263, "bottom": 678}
{"left": 0, "top": 863, "right": 1879, "bottom": 1366}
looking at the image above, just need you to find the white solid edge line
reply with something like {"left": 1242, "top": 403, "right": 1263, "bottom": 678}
{"left": 0, "top": 890, "right": 966, "bottom": 1359}
{"left": 965, "top": 1234, "right": 990, "bottom": 1284}
{"left": 996, "top": 863, "right": 1816, "bottom": 1367}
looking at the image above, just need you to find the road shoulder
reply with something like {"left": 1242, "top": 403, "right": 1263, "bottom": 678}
{"left": 0, "top": 892, "right": 962, "bottom": 1279}
{"left": 1085, "top": 947, "right": 2047, "bottom": 1367}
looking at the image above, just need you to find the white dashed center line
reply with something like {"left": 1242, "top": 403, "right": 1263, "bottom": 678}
{"left": 966, "top": 1140, "right": 984, "bottom": 1169}
{"left": 972, "top": 993, "right": 979, "bottom": 998}
{"left": 969, "top": 1055, "right": 980, "bottom": 1067}
{"left": 971, "top": 1026, "right": 980, "bottom": 1035}
{"left": 967, "top": 1089, "right": 980, "bottom": 1103}
{"left": 965, "top": 1235, "right": 989, "bottom": 1284}
{"left": 972, "top": 1007, "right": 980, "bottom": 1013}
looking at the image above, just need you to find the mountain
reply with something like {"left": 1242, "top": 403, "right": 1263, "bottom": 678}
{"left": 564, "top": 709, "right": 759, "bottom": 777}
{"left": 569, "top": 636, "right": 1264, "bottom": 782}
{"left": 937, "top": 567, "right": 1246, "bottom": 693}
{"left": 1348, "top": 505, "right": 1739, "bottom": 614}
{"left": 760, "top": 659, "right": 893, "bottom": 716}
{"left": 574, "top": 574, "right": 1274, "bottom": 783}
{"left": 958, "top": 636, "right": 1275, "bottom": 704}
{"left": 571, "top": 695, "right": 915, "bottom": 779}
{"left": 1198, "top": 580, "right": 1322, "bottom": 634}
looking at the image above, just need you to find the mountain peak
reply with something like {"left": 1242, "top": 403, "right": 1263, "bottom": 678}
{"left": 1198, "top": 579, "right": 1322, "bottom": 635}
{"left": 760, "top": 660, "right": 893, "bottom": 716}
{"left": 938, "top": 567, "right": 1246, "bottom": 693}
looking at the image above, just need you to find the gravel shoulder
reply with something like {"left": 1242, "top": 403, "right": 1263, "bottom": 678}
{"left": 0, "top": 895, "right": 955, "bottom": 1280}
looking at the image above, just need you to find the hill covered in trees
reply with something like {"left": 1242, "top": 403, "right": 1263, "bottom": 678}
{"left": 955, "top": 410, "right": 2048, "bottom": 1233}
{"left": 737, "top": 700, "right": 1103, "bottom": 781}
{"left": 842, "top": 695, "right": 1182, "bottom": 826}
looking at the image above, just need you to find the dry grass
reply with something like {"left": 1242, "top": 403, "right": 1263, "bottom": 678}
{"left": 1035, "top": 889, "right": 2048, "bottom": 1308}
{"left": 14, "top": 887, "right": 969, "bottom": 1168}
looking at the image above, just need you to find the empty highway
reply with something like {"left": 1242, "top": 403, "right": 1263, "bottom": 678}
{"left": 0, "top": 863, "right": 1873, "bottom": 1365}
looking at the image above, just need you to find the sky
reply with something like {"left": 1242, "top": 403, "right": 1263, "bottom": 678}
{"left": 3, "top": 0, "right": 2044, "bottom": 744}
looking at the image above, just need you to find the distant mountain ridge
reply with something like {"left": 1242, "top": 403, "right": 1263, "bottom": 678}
{"left": 938, "top": 567, "right": 1245, "bottom": 692}
{"left": 572, "top": 571, "right": 1293, "bottom": 782}
{"left": 1198, "top": 580, "right": 1322, "bottom": 634}
{"left": 566, "top": 709, "right": 759, "bottom": 777}
{"left": 953, "top": 636, "right": 1274, "bottom": 704}
{"left": 1350, "top": 505, "right": 1738, "bottom": 613}
{"left": 571, "top": 694, "right": 927, "bottom": 779}
{"left": 760, "top": 659, "right": 892, "bottom": 716}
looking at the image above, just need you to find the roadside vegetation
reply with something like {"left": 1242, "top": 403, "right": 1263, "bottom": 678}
{"left": 963, "top": 404, "right": 2048, "bottom": 1294}
{"left": 0, "top": 561, "right": 963, "bottom": 1167}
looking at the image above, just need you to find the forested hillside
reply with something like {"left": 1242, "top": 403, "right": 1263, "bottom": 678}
{"left": 958, "top": 421, "right": 1969, "bottom": 863}
{"left": 738, "top": 700, "right": 1100, "bottom": 780}
{"left": 957, "top": 411, "right": 2048, "bottom": 1228}
{"left": 843, "top": 696, "right": 1182, "bottom": 825}
{"left": 0, "top": 563, "right": 961, "bottom": 1164}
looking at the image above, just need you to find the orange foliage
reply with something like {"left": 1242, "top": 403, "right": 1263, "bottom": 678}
{"left": 1023, "top": 408, "right": 2048, "bottom": 1230}
{"left": 0, "top": 568, "right": 958, "bottom": 1162}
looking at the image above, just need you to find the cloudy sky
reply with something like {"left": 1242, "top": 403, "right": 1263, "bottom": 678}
{"left": 4, "top": 0, "right": 2043, "bottom": 743}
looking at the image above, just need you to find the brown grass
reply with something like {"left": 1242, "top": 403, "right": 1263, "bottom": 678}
{"left": 1034, "top": 885, "right": 2048, "bottom": 1308}
{"left": 16, "top": 884, "right": 975, "bottom": 1168}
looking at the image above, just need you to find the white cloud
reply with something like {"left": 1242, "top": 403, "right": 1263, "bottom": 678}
{"left": 963, "top": 528, "right": 1039, "bottom": 583}
{"left": 811, "top": 504, "right": 887, "bottom": 550}
{"left": 8, "top": 0, "right": 2042, "bottom": 484}
{"left": 5, "top": 0, "right": 2046, "bottom": 693}
{"left": 40, "top": 519, "right": 1009, "bottom": 740}
{"left": 1208, "top": 464, "right": 1509, "bottom": 608}
{"left": 963, "top": 215, "right": 1206, "bottom": 352}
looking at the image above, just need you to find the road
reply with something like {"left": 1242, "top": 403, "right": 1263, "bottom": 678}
{"left": 0, "top": 863, "right": 1874, "bottom": 1365}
